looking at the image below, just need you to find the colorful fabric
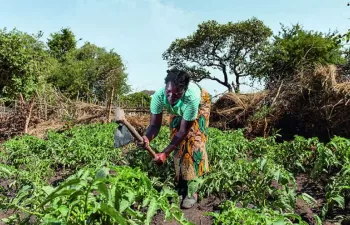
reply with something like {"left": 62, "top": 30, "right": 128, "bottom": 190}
{"left": 170, "top": 88, "right": 211, "bottom": 182}
{"left": 150, "top": 82, "right": 201, "bottom": 121}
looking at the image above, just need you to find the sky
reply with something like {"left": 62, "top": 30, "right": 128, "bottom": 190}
{"left": 0, "top": 0, "right": 349, "bottom": 96}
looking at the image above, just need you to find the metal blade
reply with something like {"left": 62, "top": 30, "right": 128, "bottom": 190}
{"left": 114, "top": 123, "right": 134, "bottom": 148}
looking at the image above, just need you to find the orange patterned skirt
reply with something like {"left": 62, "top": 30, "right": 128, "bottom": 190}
{"left": 170, "top": 88, "right": 211, "bottom": 182}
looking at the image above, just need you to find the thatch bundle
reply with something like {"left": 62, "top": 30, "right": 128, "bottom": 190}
{"left": 210, "top": 91, "right": 268, "bottom": 130}
{"left": 210, "top": 65, "right": 350, "bottom": 141}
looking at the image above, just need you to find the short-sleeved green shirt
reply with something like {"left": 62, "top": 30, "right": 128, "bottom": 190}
{"left": 150, "top": 82, "right": 201, "bottom": 121}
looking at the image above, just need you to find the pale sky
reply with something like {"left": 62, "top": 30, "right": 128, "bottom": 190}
{"left": 1, "top": 0, "right": 349, "bottom": 96}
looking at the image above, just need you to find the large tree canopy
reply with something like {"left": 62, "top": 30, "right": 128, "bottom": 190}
{"left": 47, "top": 27, "right": 78, "bottom": 61}
{"left": 0, "top": 28, "right": 50, "bottom": 100}
{"left": 163, "top": 17, "right": 273, "bottom": 92}
{"left": 253, "top": 24, "right": 346, "bottom": 88}
{"left": 0, "top": 27, "right": 130, "bottom": 102}
{"left": 48, "top": 42, "right": 130, "bottom": 101}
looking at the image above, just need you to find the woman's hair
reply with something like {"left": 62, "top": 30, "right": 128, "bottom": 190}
{"left": 164, "top": 67, "right": 190, "bottom": 90}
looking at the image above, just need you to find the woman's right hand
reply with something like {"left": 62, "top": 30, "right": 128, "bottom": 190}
{"left": 136, "top": 135, "right": 150, "bottom": 148}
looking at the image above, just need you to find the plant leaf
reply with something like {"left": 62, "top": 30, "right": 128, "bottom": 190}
{"left": 145, "top": 197, "right": 159, "bottom": 225}
{"left": 100, "top": 203, "right": 127, "bottom": 225}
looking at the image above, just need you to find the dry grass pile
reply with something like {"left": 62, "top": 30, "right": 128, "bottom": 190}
{"left": 211, "top": 65, "right": 350, "bottom": 141}
{"left": 263, "top": 65, "right": 350, "bottom": 141}
{"left": 210, "top": 91, "right": 268, "bottom": 130}
{"left": 125, "top": 114, "right": 170, "bottom": 135}
{"left": 0, "top": 100, "right": 37, "bottom": 142}
{"left": 0, "top": 109, "right": 24, "bottom": 142}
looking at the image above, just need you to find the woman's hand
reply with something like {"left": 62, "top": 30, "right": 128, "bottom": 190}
{"left": 152, "top": 152, "right": 168, "bottom": 166}
{"left": 136, "top": 135, "right": 150, "bottom": 148}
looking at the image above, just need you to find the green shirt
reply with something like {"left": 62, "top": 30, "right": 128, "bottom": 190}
{"left": 150, "top": 82, "right": 201, "bottom": 121}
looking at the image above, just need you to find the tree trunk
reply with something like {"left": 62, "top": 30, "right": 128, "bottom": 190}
{"left": 24, "top": 95, "right": 35, "bottom": 134}
{"left": 227, "top": 85, "right": 233, "bottom": 92}
{"left": 234, "top": 74, "right": 240, "bottom": 93}
{"left": 221, "top": 64, "right": 234, "bottom": 92}
{"left": 107, "top": 87, "right": 114, "bottom": 123}
{"left": 44, "top": 94, "right": 48, "bottom": 120}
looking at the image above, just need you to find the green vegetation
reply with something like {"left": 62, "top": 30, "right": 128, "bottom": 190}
{"left": 1, "top": 14, "right": 350, "bottom": 225}
{"left": 208, "top": 201, "right": 315, "bottom": 225}
{"left": 253, "top": 24, "right": 346, "bottom": 86}
{"left": 119, "top": 92, "right": 152, "bottom": 108}
{"left": 163, "top": 19, "right": 348, "bottom": 93}
{"left": 1, "top": 123, "right": 349, "bottom": 224}
{"left": 1, "top": 18, "right": 348, "bottom": 102}
{"left": 163, "top": 17, "right": 273, "bottom": 93}
{"left": 0, "top": 28, "right": 50, "bottom": 100}
{"left": 0, "top": 27, "right": 129, "bottom": 103}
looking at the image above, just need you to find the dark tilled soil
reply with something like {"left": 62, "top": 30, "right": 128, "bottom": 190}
{"left": 151, "top": 196, "right": 221, "bottom": 225}
{"left": 295, "top": 173, "right": 349, "bottom": 225}
{"left": 48, "top": 170, "right": 72, "bottom": 187}
{"left": 0, "top": 170, "right": 72, "bottom": 224}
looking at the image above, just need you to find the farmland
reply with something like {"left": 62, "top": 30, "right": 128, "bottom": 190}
{"left": 1, "top": 122, "right": 349, "bottom": 224}
{"left": 1, "top": 4, "right": 350, "bottom": 224}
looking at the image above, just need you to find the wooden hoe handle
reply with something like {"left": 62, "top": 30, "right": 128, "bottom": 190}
{"left": 122, "top": 120, "right": 157, "bottom": 158}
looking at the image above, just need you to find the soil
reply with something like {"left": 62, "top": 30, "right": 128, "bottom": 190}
{"left": 151, "top": 196, "right": 221, "bottom": 225}
{"left": 0, "top": 178, "right": 35, "bottom": 224}
{"left": 0, "top": 169, "right": 73, "bottom": 225}
{"left": 48, "top": 169, "right": 73, "bottom": 187}
{"left": 294, "top": 173, "right": 349, "bottom": 225}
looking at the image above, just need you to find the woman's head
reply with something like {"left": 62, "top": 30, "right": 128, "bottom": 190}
{"left": 164, "top": 68, "right": 190, "bottom": 105}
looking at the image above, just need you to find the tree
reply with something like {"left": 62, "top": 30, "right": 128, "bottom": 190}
{"left": 339, "top": 46, "right": 350, "bottom": 80}
{"left": 253, "top": 24, "right": 346, "bottom": 88}
{"left": 119, "top": 92, "right": 152, "bottom": 108}
{"left": 94, "top": 46, "right": 130, "bottom": 102}
{"left": 163, "top": 18, "right": 272, "bottom": 92}
{"left": 48, "top": 42, "right": 130, "bottom": 101}
{"left": 0, "top": 28, "right": 50, "bottom": 100}
{"left": 47, "top": 27, "right": 78, "bottom": 61}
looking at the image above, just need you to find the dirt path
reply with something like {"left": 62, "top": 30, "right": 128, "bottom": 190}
{"left": 151, "top": 196, "right": 220, "bottom": 225}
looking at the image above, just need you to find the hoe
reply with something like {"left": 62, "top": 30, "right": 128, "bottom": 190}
{"left": 114, "top": 107, "right": 156, "bottom": 158}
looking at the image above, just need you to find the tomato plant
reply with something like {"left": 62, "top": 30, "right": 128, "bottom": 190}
{"left": 1, "top": 122, "right": 350, "bottom": 224}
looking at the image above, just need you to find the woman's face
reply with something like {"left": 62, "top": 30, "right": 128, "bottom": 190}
{"left": 165, "top": 82, "right": 184, "bottom": 105}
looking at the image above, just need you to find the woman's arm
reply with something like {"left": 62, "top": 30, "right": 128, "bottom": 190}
{"left": 161, "top": 118, "right": 194, "bottom": 156}
{"left": 144, "top": 113, "right": 163, "bottom": 142}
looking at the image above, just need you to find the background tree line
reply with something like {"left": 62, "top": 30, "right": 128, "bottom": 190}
{"left": 0, "top": 27, "right": 130, "bottom": 104}
{"left": 163, "top": 17, "right": 349, "bottom": 93}
{"left": 1, "top": 17, "right": 349, "bottom": 108}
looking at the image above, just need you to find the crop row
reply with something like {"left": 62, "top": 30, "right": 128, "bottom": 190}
{"left": 1, "top": 123, "right": 349, "bottom": 224}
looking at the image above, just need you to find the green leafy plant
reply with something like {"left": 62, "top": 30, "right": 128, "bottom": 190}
{"left": 207, "top": 200, "right": 313, "bottom": 225}
{"left": 2, "top": 166, "right": 193, "bottom": 225}
{"left": 2, "top": 122, "right": 350, "bottom": 224}
{"left": 321, "top": 163, "right": 350, "bottom": 218}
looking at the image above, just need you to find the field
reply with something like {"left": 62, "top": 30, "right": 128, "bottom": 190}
{"left": 1, "top": 122, "right": 350, "bottom": 225}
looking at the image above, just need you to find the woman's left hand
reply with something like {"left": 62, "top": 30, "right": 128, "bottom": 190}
{"left": 152, "top": 152, "right": 167, "bottom": 166}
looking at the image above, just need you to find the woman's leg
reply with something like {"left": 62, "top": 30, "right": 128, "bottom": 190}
{"left": 175, "top": 177, "right": 187, "bottom": 201}
{"left": 180, "top": 88, "right": 211, "bottom": 209}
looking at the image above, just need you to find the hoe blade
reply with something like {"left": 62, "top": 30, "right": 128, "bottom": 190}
{"left": 114, "top": 123, "right": 134, "bottom": 148}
